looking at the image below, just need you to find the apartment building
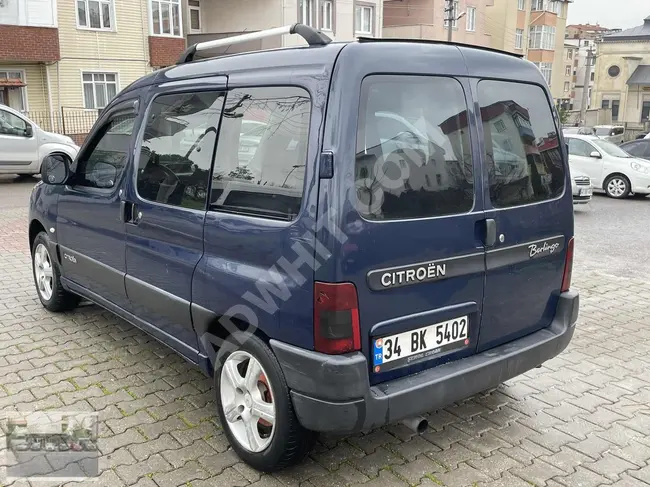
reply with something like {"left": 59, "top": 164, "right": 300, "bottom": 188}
{"left": 566, "top": 23, "right": 621, "bottom": 41}
{"left": 561, "top": 43, "right": 577, "bottom": 110}
{"left": 0, "top": 0, "right": 187, "bottom": 123}
{"left": 485, "top": 0, "right": 571, "bottom": 105}
{"left": 185, "top": 0, "right": 383, "bottom": 58}
{"left": 382, "top": 0, "right": 492, "bottom": 45}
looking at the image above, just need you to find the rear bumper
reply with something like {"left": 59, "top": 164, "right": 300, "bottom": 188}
{"left": 271, "top": 290, "right": 579, "bottom": 434}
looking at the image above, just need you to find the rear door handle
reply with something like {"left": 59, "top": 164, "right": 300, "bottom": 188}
{"left": 484, "top": 218, "right": 496, "bottom": 247}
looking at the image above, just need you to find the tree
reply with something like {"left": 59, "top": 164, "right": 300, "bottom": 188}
{"left": 558, "top": 106, "right": 570, "bottom": 125}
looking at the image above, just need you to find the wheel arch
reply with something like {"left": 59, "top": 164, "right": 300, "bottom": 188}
{"left": 193, "top": 304, "right": 273, "bottom": 377}
{"left": 602, "top": 172, "right": 630, "bottom": 190}
{"left": 28, "top": 219, "right": 47, "bottom": 253}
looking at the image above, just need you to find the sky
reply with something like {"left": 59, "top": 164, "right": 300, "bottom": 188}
{"left": 567, "top": 0, "right": 647, "bottom": 30}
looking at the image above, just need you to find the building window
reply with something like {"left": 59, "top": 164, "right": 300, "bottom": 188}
{"left": 151, "top": 0, "right": 182, "bottom": 36}
{"left": 590, "top": 72, "right": 595, "bottom": 82}
{"left": 82, "top": 73, "right": 118, "bottom": 109}
{"left": 564, "top": 81, "right": 570, "bottom": 92}
{"left": 529, "top": 25, "right": 556, "bottom": 50}
{"left": 565, "top": 65, "right": 571, "bottom": 76}
{"left": 531, "top": 0, "right": 559, "bottom": 13}
{"left": 299, "top": 0, "right": 316, "bottom": 27}
{"left": 77, "top": 0, "right": 114, "bottom": 30}
{"left": 642, "top": 101, "right": 650, "bottom": 122}
{"left": 188, "top": 0, "right": 201, "bottom": 33}
{"left": 608, "top": 65, "right": 621, "bottom": 78}
{"left": 533, "top": 62, "right": 552, "bottom": 85}
{"left": 321, "top": 0, "right": 333, "bottom": 31}
{"left": 518, "top": 0, "right": 525, "bottom": 10}
{"left": 601, "top": 100, "right": 610, "bottom": 109}
{"left": 466, "top": 7, "right": 476, "bottom": 32}
{"left": 0, "top": 71, "right": 26, "bottom": 112}
{"left": 566, "top": 49, "right": 573, "bottom": 60}
{"left": 611, "top": 100, "right": 620, "bottom": 121}
{"left": 515, "top": 29, "right": 523, "bottom": 49}
{"left": 355, "top": 4, "right": 374, "bottom": 35}
{"left": 494, "top": 120, "right": 506, "bottom": 133}
{"left": 444, "top": 1, "right": 459, "bottom": 28}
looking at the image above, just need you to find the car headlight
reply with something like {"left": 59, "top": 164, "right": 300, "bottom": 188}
{"left": 630, "top": 161, "right": 650, "bottom": 174}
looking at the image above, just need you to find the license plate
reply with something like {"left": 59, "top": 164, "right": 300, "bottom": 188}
{"left": 372, "top": 316, "right": 469, "bottom": 373}
{"left": 579, "top": 188, "right": 592, "bottom": 196}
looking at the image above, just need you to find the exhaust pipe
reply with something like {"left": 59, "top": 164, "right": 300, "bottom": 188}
{"left": 401, "top": 416, "right": 429, "bottom": 435}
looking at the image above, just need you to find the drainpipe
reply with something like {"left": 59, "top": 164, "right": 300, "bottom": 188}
{"left": 45, "top": 63, "right": 54, "bottom": 131}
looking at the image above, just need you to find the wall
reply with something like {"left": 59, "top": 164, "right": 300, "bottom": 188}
{"left": 486, "top": 0, "right": 522, "bottom": 53}
{"left": 0, "top": 63, "right": 51, "bottom": 113}
{"left": 0, "top": 26, "right": 60, "bottom": 62}
{"left": 53, "top": 0, "right": 153, "bottom": 109}
{"left": 592, "top": 40, "right": 650, "bottom": 124}
{"left": 201, "top": 0, "right": 283, "bottom": 34}
{"left": 383, "top": 0, "right": 491, "bottom": 47}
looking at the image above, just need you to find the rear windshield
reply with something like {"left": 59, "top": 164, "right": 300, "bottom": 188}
{"left": 595, "top": 128, "right": 611, "bottom": 136}
{"left": 355, "top": 75, "right": 474, "bottom": 220}
{"left": 477, "top": 80, "right": 565, "bottom": 208}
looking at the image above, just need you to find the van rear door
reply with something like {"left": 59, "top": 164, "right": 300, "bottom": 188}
{"left": 329, "top": 73, "right": 489, "bottom": 384}
{"left": 474, "top": 79, "right": 572, "bottom": 351}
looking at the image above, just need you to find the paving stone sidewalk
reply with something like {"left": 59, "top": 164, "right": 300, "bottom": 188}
{"left": 2, "top": 182, "right": 650, "bottom": 487}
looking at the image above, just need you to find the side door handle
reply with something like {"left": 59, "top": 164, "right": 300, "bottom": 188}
{"left": 120, "top": 201, "right": 138, "bottom": 224}
{"left": 484, "top": 218, "right": 497, "bottom": 247}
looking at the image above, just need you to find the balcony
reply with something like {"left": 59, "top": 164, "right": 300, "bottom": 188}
{"left": 0, "top": 0, "right": 59, "bottom": 62}
{"left": 186, "top": 32, "right": 281, "bottom": 59}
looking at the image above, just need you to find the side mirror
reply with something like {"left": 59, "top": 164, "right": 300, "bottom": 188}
{"left": 24, "top": 124, "right": 33, "bottom": 138}
{"left": 590, "top": 151, "right": 602, "bottom": 159}
{"left": 41, "top": 154, "right": 70, "bottom": 185}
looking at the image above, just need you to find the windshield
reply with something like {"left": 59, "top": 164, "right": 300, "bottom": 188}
{"left": 592, "top": 138, "right": 632, "bottom": 158}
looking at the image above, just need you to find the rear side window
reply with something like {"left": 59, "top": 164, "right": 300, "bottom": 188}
{"left": 210, "top": 86, "right": 311, "bottom": 221}
{"left": 478, "top": 80, "right": 565, "bottom": 208}
{"left": 355, "top": 76, "right": 474, "bottom": 220}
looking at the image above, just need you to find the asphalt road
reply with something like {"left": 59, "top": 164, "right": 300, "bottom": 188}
{"left": 574, "top": 193, "right": 650, "bottom": 279}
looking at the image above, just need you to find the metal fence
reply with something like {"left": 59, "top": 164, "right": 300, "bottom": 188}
{"left": 25, "top": 108, "right": 100, "bottom": 146}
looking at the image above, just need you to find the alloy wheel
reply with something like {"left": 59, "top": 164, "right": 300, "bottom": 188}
{"left": 34, "top": 243, "right": 54, "bottom": 301}
{"left": 220, "top": 351, "right": 276, "bottom": 453}
{"left": 606, "top": 178, "right": 627, "bottom": 198}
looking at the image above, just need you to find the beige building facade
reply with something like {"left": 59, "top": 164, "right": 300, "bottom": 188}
{"left": 186, "top": 0, "right": 383, "bottom": 56}
{"left": 485, "top": 0, "right": 571, "bottom": 104}
{"left": 592, "top": 15, "right": 650, "bottom": 127}
{"left": 382, "top": 0, "right": 492, "bottom": 46}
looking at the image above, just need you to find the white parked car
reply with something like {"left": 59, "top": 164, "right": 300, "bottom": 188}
{"left": 566, "top": 134, "right": 650, "bottom": 198}
{"left": 569, "top": 167, "right": 593, "bottom": 205}
{"left": 0, "top": 104, "right": 79, "bottom": 176}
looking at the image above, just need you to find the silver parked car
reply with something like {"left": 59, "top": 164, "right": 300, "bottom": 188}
{"left": 570, "top": 168, "right": 593, "bottom": 205}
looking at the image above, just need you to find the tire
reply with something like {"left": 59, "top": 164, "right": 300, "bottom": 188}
{"left": 604, "top": 174, "right": 630, "bottom": 199}
{"left": 31, "top": 232, "right": 80, "bottom": 312}
{"left": 214, "top": 333, "right": 317, "bottom": 472}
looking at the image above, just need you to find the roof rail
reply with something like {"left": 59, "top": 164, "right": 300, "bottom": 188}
{"left": 356, "top": 37, "right": 524, "bottom": 59}
{"left": 177, "top": 24, "right": 333, "bottom": 64}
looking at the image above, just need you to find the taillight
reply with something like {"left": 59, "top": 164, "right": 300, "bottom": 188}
{"left": 314, "top": 282, "right": 361, "bottom": 354}
{"left": 561, "top": 237, "right": 574, "bottom": 292}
